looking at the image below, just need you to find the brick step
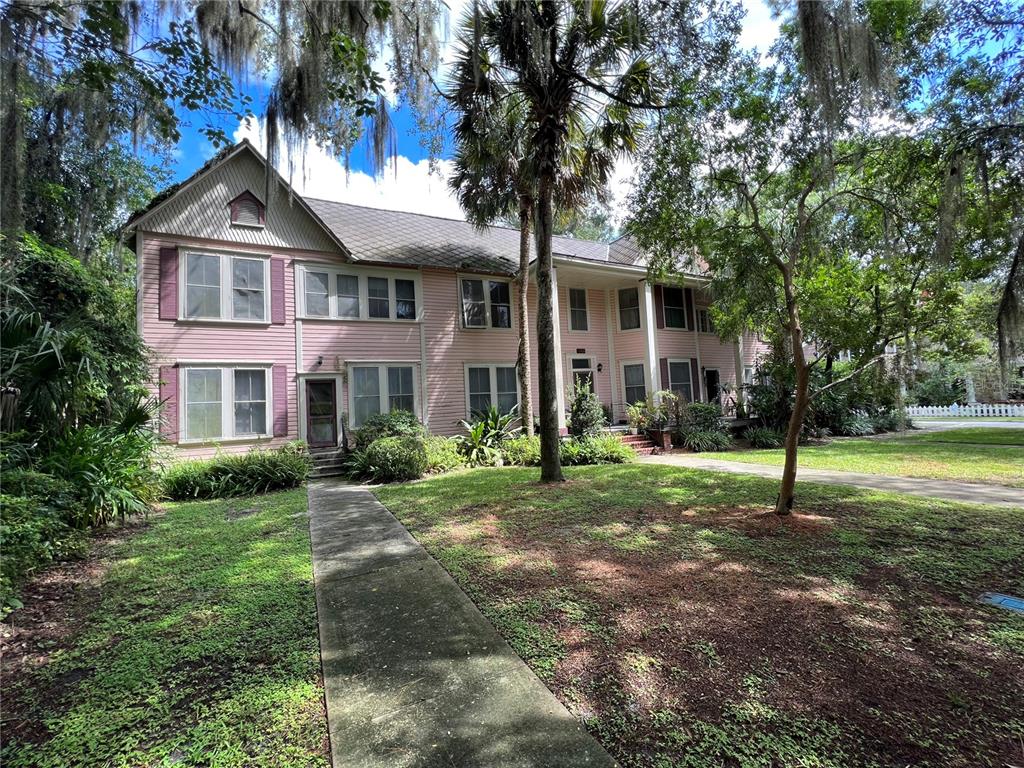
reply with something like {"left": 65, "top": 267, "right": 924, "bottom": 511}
{"left": 633, "top": 446, "right": 658, "bottom": 457}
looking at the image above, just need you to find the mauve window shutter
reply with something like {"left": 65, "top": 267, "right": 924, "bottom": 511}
{"left": 272, "top": 365, "right": 288, "bottom": 437}
{"left": 159, "top": 247, "right": 178, "bottom": 320}
{"left": 270, "top": 258, "right": 286, "bottom": 324}
{"left": 690, "top": 359, "right": 701, "bottom": 401}
{"left": 653, "top": 285, "right": 665, "bottom": 329}
{"left": 159, "top": 365, "right": 178, "bottom": 441}
{"left": 684, "top": 288, "right": 696, "bottom": 331}
{"left": 659, "top": 358, "right": 669, "bottom": 391}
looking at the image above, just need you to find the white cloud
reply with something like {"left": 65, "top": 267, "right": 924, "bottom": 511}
{"left": 233, "top": 120, "right": 466, "bottom": 220}
{"left": 739, "top": 0, "right": 781, "bottom": 57}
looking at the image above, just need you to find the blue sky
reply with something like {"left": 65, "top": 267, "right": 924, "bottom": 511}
{"left": 165, "top": 0, "right": 780, "bottom": 221}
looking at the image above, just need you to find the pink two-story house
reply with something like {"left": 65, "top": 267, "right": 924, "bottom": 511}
{"left": 124, "top": 140, "right": 767, "bottom": 456}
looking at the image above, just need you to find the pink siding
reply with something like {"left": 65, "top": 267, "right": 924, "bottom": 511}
{"left": 141, "top": 231, "right": 315, "bottom": 457}
{"left": 558, "top": 286, "right": 612, "bottom": 407}
{"left": 421, "top": 268, "right": 541, "bottom": 436}
{"left": 742, "top": 330, "right": 771, "bottom": 369}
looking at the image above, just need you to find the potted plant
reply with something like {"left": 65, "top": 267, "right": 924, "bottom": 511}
{"left": 625, "top": 401, "right": 647, "bottom": 435}
{"left": 646, "top": 392, "right": 675, "bottom": 450}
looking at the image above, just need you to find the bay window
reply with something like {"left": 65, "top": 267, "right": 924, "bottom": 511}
{"left": 618, "top": 287, "right": 641, "bottom": 330}
{"left": 466, "top": 364, "right": 519, "bottom": 417}
{"left": 461, "top": 277, "right": 512, "bottom": 329}
{"left": 349, "top": 364, "right": 417, "bottom": 427}
{"left": 182, "top": 366, "right": 271, "bottom": 441}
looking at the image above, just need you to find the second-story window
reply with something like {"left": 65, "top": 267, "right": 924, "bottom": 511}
{"left": 697, "top": 308, "right": 715, "bottom": 334}
{"left": 184, "top": 251, "right": 268, "bottom": 322}
{"left": 569, "top": 288, "right": 589, "bottom": 331}
{"left": 299, "top": 267, "right": 419, "bottom": 321}
{"left": 368, "top": 277, "right": 390, "bottom": 318}
{"left": 663, "top": 287, "right": 687, "bottom": 329}
{"left": 461, "top": 277, "right": 512, "bottom": 329}
{"left": 618, "top": 287, "right": 641, "bottom": 330}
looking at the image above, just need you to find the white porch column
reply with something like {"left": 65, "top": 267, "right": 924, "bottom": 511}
{"left": 551, "top": 267, "right": 567, "bottom": 429}
{"left": 642, "top": 282, "right": 660, "bottom": 398}
{"left": 734, "top": 334, "right": 746, "bottom": 411}
{"left": 606, "top": 288, "right": 619, "bottom": 418}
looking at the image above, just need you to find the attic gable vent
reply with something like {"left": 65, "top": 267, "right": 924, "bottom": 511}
{"left": 229, "top": 191, "right": 265, "bottom": 228}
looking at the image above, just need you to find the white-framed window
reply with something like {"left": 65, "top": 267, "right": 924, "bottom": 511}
{"left": 618, "top": 287, "right": 641, "bottom": 331}
{"left": 569, "top": 288, "right": 589, "bottom": 331}
{"left": 348, "top": 363, "right": 418, "bottom": 427}
{"left": 460, "top": 277, "right": 513, "bottom": 329}
{"left": 696, "top": 308, "right": 715, "bottom": 334}
{"left": 663, "top": 286, "right": 687, "bottom": 329}
{"left": 297, "top": 265, "right": 420, "bottom": 322}
{"left": 181, "top": 365, "right": 272, "bottom": 441}
{"left": 743, "top": 366, "right": 755, "bottom": 386}
{"left": 621, "top": 362, "right": 647, "bottom": 404}
{"left": 570, "top": 356, "right": 594, "bottom": 392}
{"left": 183, "top": 251, "right": 269, "bottom": 322}
{"left": 667, "top": 360, "right": 695, "bottom": 403}
{"left": 465, "top": 364, "right": 519, "bottom": 417}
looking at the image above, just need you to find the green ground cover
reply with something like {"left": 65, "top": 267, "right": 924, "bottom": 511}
{"left": 376, "top": 465, "right": 1024, "bottom": 768}
{"left": 1, "top": 489, "right": 328, "bottom": 768}
{"left": 729, "top": 428, "right": 1024, "bottom": 486}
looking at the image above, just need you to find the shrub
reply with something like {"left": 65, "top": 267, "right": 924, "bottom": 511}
{"left": 162, "top": 442, "right": 312, "bottom": 500}
{"left": 37, "top": 419, "right": 160, "bottom": 526}
{"left": 681, "top": 402, "right": 724, "bottom": 431}
{"left": 744, "top": 427, "right": 784, "bottom": 449}
{"left": 625, "top": 401, "right": 649, "bottom": 432}
{"left": 352, "top": 410, "right": 425, "bottom": 447}
{"left": 567, "top": 381, "right": 606, "bottom": 437}
{"left": 424, "top": 436, "right": 463, "bottom": 474}
{"left": 503, "top": 434, "right": 542, "bottom": 466}
{"left": 834, "top": 412, "right": 875, "bottom": 437}
{"left": 561, "top": 434, "right": 636, "bottom": 465}
{"left": 678, "top": 429, "right": 733, "bottom": 452}
{"left": 359, "top": 436, "right": 428, "bottom": 483}
{"left": 871, "top": 410, "right": 912, "bottom": 433}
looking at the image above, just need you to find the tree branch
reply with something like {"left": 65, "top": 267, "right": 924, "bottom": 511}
{"left": 810, "top": 354, "right": 885, "bottom": 400}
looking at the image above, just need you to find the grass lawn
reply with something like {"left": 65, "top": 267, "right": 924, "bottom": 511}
{"left": 728, "top": 428, "right": 1024, "bottom": 486}
{"left": 0, "top": 490, "right": 328, "bottom": 768}
{"left": 376, "top": 465, "right": 1024, "bottom": 768}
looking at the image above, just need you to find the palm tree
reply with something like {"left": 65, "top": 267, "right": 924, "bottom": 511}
{"left": 449, "top": 95, "right": 537, "bottom": 436}
{"left": 448, "top": 0, "right": 660, "bottom": 482}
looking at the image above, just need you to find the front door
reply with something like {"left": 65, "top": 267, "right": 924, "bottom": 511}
{"left": 703, "top": 369, "right": 721, "bottom": 404}
{"left": 305, "top": 380, "right": 337, "bottom": 448}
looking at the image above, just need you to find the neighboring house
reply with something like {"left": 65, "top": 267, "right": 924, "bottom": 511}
{"left": 123, "top": 140, "right": 769, "bottom": 456}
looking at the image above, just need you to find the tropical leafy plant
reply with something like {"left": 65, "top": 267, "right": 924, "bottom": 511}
{"left": 456, "top": 405, "right": 521, "bottom": 466}
{"left": 678, "top": 430, "right": 733, "bottom": 453}
{"left": 744, "top": 427, "right": 785, "bottom": 449}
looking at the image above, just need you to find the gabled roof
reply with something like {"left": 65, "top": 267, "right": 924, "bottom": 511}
{"left": 123, "top": 140, "right": 351, "bottom": 257}
{"left": 125, "top": 139, "right": 663, "bottom": 275}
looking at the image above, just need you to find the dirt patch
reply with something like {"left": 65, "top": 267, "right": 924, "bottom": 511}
{"left": 434, "top": 505, "right": 1024, "bottom": 767}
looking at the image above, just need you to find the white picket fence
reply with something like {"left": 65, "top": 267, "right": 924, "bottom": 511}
{"left": 907, "top": 403, "right": 1024, "bottom": 418}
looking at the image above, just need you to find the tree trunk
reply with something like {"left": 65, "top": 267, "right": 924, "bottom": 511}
{"left": 517, "top": 195, "right": 535, "bottom": 437}
{"left": 776, "top": 263, "right": 808, "bottom": 516}
{"left": 535, "top": 168, "right": 564, "bottom": 482}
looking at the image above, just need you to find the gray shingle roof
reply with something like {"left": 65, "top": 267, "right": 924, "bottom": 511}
{"left": 305, "top": 197, "right": 626, "bottom": 274}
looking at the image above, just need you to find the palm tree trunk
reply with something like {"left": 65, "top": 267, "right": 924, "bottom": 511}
{"left": 517, "top": 195, "right": 535, "bottom": 437}
{"left": 776, "top": 262, "right": 807, "bottom": 515}
{"left": 535, "top": 168, "right": 564, "bottom": 482}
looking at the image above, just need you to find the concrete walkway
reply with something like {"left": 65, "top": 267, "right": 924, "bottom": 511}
{"left": 307, "top": 479, "right": 616, "bottom": 768}
{"left": 642, "top": 454, "right": 1024, "bottom": 507}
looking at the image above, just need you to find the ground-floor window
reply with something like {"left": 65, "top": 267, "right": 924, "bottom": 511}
{"left": 667, "top": 361, "right": 694, "bottom": 403}
{"left": 183, "top": 366, "right": 270, "bottom": 441}
{"left": 466, "top": 364, "right": 518, "bottom": 418}
{"left": 622, "top": 363, "right": 647, "bottom": 405}
{"left": 570, "top": 357, "right": 594, "bottom": 393}
{"left": 350, "top": 364, "right": 417, "bottom": 427}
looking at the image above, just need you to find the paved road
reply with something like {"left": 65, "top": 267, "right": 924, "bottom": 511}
{"left": 307, "top": 480, "right": 616, "bottom": 768}
{"left": 642, "top": 454, "right": 1024, "bottom": 507}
